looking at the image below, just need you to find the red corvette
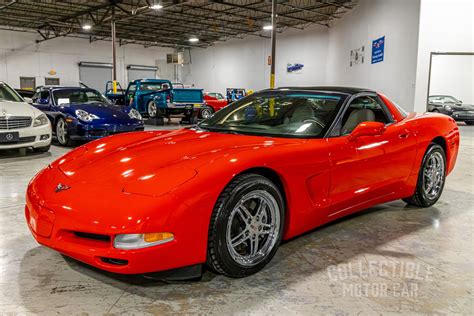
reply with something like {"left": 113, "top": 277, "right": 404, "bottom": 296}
{"left": 200, "top": 92, "right": 228, "bottom": 119}
{"left": 26, "top": 87, "right": 459, "bottom": 279}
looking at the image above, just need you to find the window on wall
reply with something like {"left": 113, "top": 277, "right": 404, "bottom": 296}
{"left": 45, "top": 78, "right": 60, "bottom": 86}
{"left": 20, "top": 77, "right": 36, "bottom": 90}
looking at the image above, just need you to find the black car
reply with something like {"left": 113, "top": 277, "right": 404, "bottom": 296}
{"left": 427, "top": 95, "right": 474, "bottom": 125}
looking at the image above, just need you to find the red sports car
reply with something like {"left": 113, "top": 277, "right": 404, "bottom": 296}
{"left": 200, "top": 92, "right": 228, "bottom": 119}
{"left": 25, "top": 87, "right": 460, "bottom": 279}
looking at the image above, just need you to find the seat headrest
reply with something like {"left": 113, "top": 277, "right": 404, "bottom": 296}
{"left": 341, "top": 109, "right": 376, "bottom": 135}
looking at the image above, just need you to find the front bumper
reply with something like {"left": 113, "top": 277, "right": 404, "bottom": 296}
{"left": 0, "top": 123, "right": 52, "bottom": 149}
{"left": 24, "top": 166, "right": 207, "bottom": 275}
{"left": 68, "top": 121, "right": 145, "bottom": 141}
{"left": 451, "top": 111, "right": 474, "bottom": 121}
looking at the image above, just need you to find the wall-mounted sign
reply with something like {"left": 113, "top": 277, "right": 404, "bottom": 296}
{"left": 371, "top": 36, "right": 385, "bottom": 64}
{"left": 350, "top": 46, "right": 365, "bottom": 67}
{"left": 48, "top": 70, "right": 57, "bottom": 75}
{"left": 287, "top": 63, "right": 304, "bottom": 74}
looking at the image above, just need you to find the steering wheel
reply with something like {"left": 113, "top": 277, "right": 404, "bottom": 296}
{"left": 303, "top": 118, "right": 326, "bottom": 129}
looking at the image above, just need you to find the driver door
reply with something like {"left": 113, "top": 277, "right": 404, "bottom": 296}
{"left": 327, "top": 94, "right": 417, "bottom": 218}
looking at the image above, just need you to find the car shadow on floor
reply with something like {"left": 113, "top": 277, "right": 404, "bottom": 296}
{"left": 16, "top": 199, "right": 446, "bottom": 310}
{"left": 0, "top": 148, "right": 51, "bottom": 160}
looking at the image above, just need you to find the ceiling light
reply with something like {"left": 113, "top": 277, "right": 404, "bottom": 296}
{"left": 82, "top": 24, "right": 92, "bottom": 30}
{"left": 189, "top": 37, "right": 199, "bottom": 42}
{"left": 263, "top": 25, "right": 273, "bottom": 30}
{"left": 150, "top": 4, "right": 163, "bottom": 10}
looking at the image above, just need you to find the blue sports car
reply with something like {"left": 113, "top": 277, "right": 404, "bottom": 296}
{"left": 31, "top": 86, "right": 144, "bottom": 146}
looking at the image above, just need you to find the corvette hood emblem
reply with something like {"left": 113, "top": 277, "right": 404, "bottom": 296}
{"left": 0, "top": 109, "right": 7, "bottom": 117}
{"left": 55, "top": 183, "right": 71, "bottom": 193}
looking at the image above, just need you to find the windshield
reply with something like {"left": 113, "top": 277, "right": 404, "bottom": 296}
{"left": 430, "top": 96, "right": 460, "bottom": 104}
{"left": 52, "top": 89, "right": 111, "bottom": 105}
{"left": 0, "top": 83, "right": 23, "bottom": 102}
{"left": 198, "top": 92, "right": 346, "bottom": 138}
{"left": 140, "top": 82, "right": 170, "bottom": 91}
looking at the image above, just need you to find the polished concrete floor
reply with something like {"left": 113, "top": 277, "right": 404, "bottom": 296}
{"left": 0, "top": 124, "right": 473, "bottom": 315}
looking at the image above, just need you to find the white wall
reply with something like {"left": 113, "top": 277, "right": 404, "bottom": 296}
{"left": 413, "top": 0, "right": 474, "bottom": 112}
{"left": 181, "top": 25, "right": 329, "bottom": 95}
{"left": 430, "top": 54, "right": 474, "bottom": 104}
{"left": 182, "top": 0, "right": 421, "bottom": 110}
{"left": 326, "top": 0, "right": 421, "bottom": 110}
{"left": 0, "top": 30, "right": 173, "bottom": 89}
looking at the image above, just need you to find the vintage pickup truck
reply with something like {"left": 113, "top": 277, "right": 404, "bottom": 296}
{"left": 105, "top": 79, "right": 203, "bottom": 121}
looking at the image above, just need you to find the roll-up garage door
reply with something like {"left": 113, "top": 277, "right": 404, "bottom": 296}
{"left": 79, "top": 62, "right": 112, "bottom": 91}
{"left": 127, "top": 65, "right": 157, "bottom": 82}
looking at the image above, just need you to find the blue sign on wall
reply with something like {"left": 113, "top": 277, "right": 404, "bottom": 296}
{"left": 371, "top": 36, "right": 385, "bottom": 64}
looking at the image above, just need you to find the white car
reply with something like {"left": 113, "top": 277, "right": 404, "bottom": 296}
{"left": 0, "top": 82, "right": 52, "bottom": 152}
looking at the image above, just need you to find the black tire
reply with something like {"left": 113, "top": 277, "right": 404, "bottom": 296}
{"left": 199, "top": 106, "right": 214, "bottom": 119}
{"left": 55, "top": 117, "right": 74, "bottom": 147}
{"left": 465, "top": 121, "right": 474, "bottom": 126}
{"left": 403, "top": 143, "right": 446, "bottom": 207}
{"left": 33, "top": 145, "right": 50, "bottom": 153}
{"left": 207, "top": 173, "right": 285, "bottom": 278}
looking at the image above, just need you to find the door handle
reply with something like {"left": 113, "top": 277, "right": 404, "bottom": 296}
{"left": 398, "top": 131, "right": 410, "bottom": 139}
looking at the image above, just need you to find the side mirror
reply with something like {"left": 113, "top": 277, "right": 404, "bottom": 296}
{"left": 24, "top": 97, "right": 33, "bottom": 104}
{"left": 350, "top": 121, "right": 385, "bottom": 139}
{"left": 37, "top": 98, "right": 49, "bottom": 105}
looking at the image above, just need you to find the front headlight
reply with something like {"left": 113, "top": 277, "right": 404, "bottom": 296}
{"left": 128, "top": 108, "right": 142, "bottom": 120}
{"left": 114, "top": 232, "right": 174, "bottom": 250}
{"left": 444, "top": 105, "right": 452, "bottom": 111}
{"left": 75, "top": 109, "right": 99, "bottom": 122}
{"left": 33, "top": 113, "right": 49, "bottom": 127}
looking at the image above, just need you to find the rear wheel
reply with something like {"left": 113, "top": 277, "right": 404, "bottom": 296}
{"left": 207, "top": 174, "right": 284, "bottom": 278}
{"left": 55, "top": 118, "right": 74, "bottom": 147}
{"left": 403, "top": 143, "right": 446, "bottom": 207}
{"left": 147, "top": 100, "right": 158, "bottom": 118}
{"left": 465, "top": 121, "right": 474, "bottom": 126}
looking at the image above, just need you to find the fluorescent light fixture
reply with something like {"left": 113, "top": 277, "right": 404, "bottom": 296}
{"left": 150, "top": 3, "right": 163, "bottom": 10}
{"left": 189, "top": 37, "right": 199, "bottom": 42}
{"left": 263, "top": 25, "right": 273, "bottom": 30}
{"left": 82, "top": 24, "right": 92, "bottom": 30}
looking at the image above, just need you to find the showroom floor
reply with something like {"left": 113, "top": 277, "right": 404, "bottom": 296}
{"left": 0, "top": 124, "right": 472, "bottom": 314}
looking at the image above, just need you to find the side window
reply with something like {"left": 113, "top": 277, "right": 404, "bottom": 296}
{"left": 128, "top": 84, "right": 137, "bottom": 95}
{"left": 339, "top": 96, "right": 392, "bottom": 135}
{"left": 33, "top": 90, "right": 49, "bottom": 101}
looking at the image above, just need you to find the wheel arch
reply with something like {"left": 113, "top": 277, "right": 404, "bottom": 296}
{"left": 236, "top": 166, "right": 288, "bottom": 217}
{"left": 431, "top": 136, "right": 449, "bottom": 167}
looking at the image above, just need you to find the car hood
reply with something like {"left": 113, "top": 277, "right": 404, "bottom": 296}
{"left": 60, "top": 102, "right": 133, "bottom": 121}
{"left": 53, "top": 128, "right": 299, "bottom": 194}
{"left": 0, "top": 100, "right": 42, "bottom": 117}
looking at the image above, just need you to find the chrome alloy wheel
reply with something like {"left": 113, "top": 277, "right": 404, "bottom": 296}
{"left": 226, "top": 190, "right": 280, "bottom": 267}
{"left": 422, "top": 151, "right": 445, "bottom": 200}
{"left": 148, "top": 101, "right": 157, "bottom": 118}
{"left": 56, "top": 119, "right": 67, "bottom": 145}
{"left": 200, "top": 107, "right": 213, "bottom": 119}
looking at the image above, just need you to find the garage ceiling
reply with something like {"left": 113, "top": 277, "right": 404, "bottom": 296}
{"left": 0, "top": 0, "right": 358, "bottom": 48}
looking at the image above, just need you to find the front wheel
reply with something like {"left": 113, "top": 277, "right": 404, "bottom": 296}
{"left": 403, "top": 143, "right": 446, "bottom": 207}
{"left": 207, "top": 174, "right": 285, "bottom": 278}
{"left": 55, "top": 118, "right": 74, "bottom": 146}
{"left": 199, "top": 106, "right": 214, "bottom": 119}
{"left": 465, "top": 121, "right": 474, "bottom": 126}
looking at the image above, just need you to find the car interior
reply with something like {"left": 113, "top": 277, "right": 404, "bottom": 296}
{"left": 339, "top": 96, "right": 391, "bottom": 135}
